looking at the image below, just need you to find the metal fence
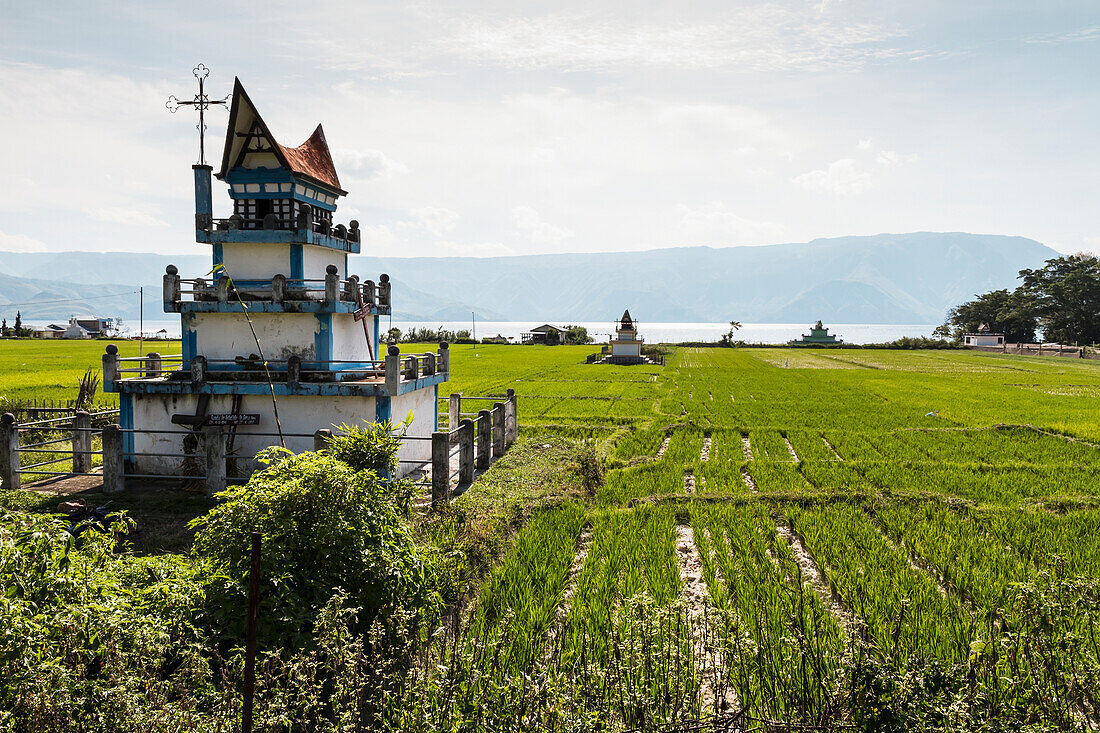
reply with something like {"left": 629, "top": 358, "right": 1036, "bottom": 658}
{"left": 1, "top": 392, "right": 519, "bottom": 508}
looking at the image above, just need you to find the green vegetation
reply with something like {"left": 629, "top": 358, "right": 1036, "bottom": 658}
{"left": 3, "top": 342, "right": 1100, "bottom": 729}
{"left": 939, "top": 252, "right": 1100, "bottom": 344}
{"left": 0, "top": 339, "right": 179, "bottom": 407}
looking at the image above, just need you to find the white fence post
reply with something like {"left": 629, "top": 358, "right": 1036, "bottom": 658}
{"left": 505, "top": 389, "right": 517, "bottom": 446}
{"left": 432, "top": 431, "right": 449, "bottom": 508}
{"left": 492, "top": 403, "right": 505, "bottom": 457}
{"left": 459, "top": 419, "right": 475, "bottom": 485}
{"left": 102, "top": 424, "right": 123, "bottom": 494}
{"left": 204, "top": 426, "right": 225, "bottom": 497}
{"left": 449, "top": 393, "right": 461, "bottom": 433}
{"left": 72, "top": 411, "right": 91, "bottom": 474}
{"left": 0, "top": 413, "right": 20, "bottom": 490}
{"left": 476, "top": 409, "right": 491, "bottom": 471}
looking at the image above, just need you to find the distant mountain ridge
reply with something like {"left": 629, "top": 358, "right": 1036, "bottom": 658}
{"left": 0, "top": 233, "right": 1058, "bottom": 324}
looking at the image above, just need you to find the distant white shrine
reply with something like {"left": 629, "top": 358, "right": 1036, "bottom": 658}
{"left": 608, "top": 309, "right": 645, "bottom": 365}
{"left": 102, "top": 78, "right": 448, "bottom": 480}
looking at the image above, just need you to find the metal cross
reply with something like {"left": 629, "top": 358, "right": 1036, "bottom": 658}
{"left": 166, "top": 64, "right": 229, "bottom": 166}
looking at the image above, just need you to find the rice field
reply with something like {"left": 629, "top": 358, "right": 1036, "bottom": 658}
{"left": 422, "top": 344, "right": 1100, "bottom": 727}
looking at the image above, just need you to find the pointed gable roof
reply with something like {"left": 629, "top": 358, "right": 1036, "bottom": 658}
{"left": 217, "top": 79, "right": 346, "bottom": 195}
{"left": 620, "top": 309, "right": 634, "bottom": 328}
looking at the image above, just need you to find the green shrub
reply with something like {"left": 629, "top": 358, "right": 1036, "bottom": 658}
{"left": 324, "top": 419, "right": 407, "bottom": 475}
{"left": 192, "top": 446, "right": 439, "bottom": 649}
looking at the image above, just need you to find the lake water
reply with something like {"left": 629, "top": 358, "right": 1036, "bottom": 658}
{"left": 137, "top": 319, "right": 939, "bottom": 345}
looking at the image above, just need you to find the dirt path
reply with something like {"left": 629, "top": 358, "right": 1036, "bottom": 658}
{"left": 822, "top": 435, "right": 843, "bottom": 461}
{"left": 783, "top": 435, "right": 799, "bottom": 462}
{"left": 676, "top": 524, "right": 739, "bottom": 714}
{"left": 740, "top": 466, "right": 757, "bottom": 492}
{"left": 773, "top": 520, "right": 862, "bottom": 639}
{"left": 656, "top": 434, "right": 672, "bottom": 459}
{"left": 740, "top": 434, "right": 752, "bottom": 461}
{"left": 700, "top": 435, "right": 712, "bottom": 462}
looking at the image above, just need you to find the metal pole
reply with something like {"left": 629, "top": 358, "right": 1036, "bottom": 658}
{"left": 139, "top": 286, "right": 144, "bottom": 356}
{"left": 243, "top": 531, "right": 261, "bottom": 733}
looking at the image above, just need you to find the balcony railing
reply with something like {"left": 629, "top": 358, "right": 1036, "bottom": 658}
{"left": 164, "top": 266, "right": 391, "bottom": 313}
{"left": 102, "top": 345, "right": 450, "bottom": 394}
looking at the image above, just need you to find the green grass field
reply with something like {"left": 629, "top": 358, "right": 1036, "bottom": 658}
{"left": 422, "top": 344, "right": 1100, "bottom": 725}
{"left": 4, "top": 340, "right": 1100, "bottom": 726}
{"left": 0, "top": 339, "right": 180, "bottom": 405}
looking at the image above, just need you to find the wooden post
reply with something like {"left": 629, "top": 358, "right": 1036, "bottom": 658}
{"left": 0, "top": 413, "right": 19, "bottom": 491}
{"left": 102, "top": 424, "right": 123, "bottom": 494}
{"left": 363, "top": 279, "right": 376, "bottom": 308}
{"left": 448, "top": 393, "right": 461, "bottom": 433}
{"left": 459, "top": 418, "right": 474, "bottom": 485}
{"left": 492, "top": 403, "right": 505, "bottom": 456}
{"left": 72, "top": 411, "right": 91, "bottom": 474}
{"left": 432, "top": 431, "right": 449, "bottom": 508}
{"left": 385, "top": 345, "right": 401, "bottom": 394}
{"left": 325, "top": 265, "right": 339, "bottom": 302}
{"left": 145, "top": 352, "right": 162, "bottom": 379}
{"left": 204, "top": 426, "right": 225, "bottom": 497}
{"left": 423, "top": 352, "right": 436, "bottom": 376}
{"left": 404, "top": 355, "right": 419, "bottom": 381}
{"left": 243, "top": 532, "right": 261, "bottom": 733}
{"left": 505, "top": 389, "right": 517, "bottom": 446}
{"left": 313, "top": 428, "right": 332, "bottom": 452}
{"left": 476, "top": 409, "right": 491, "bottom": 470}
{"left": 102, "top": 344, "right": 120, "bottom": 391}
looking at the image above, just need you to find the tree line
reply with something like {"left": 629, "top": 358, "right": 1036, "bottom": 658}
{"left": 936, "top": 254, "right": 1100, "bottom": 344}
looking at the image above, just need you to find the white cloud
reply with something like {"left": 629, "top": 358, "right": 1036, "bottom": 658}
{"left": 675, "top": 203, "right": 785, "bottom": 246}
{"left": 407, "top": 207, "right": 459, "bottom": 237}
{"left": 510, "top": 206, "right": 574, "bottom": 244}
{"left": 82, "top": 207, "right": 169, "bottom": 227}
{"left": 856, "top": 138, "right": 874, "bottom": 150}
{"left": 435, "top": 11, "right": 922, "bottom": 73}
{"left": 876, "top": 149, "right": 919, "bottom": 167}
{"left": 332, "top": 148, "right": 408, "bottom": 180}
{"left": 793, "top": 158, "right": 872, "bottom": 195}
{"left": 0, "top": 229, "right": 51, "bottom": 253}
{"left": 1025, "top": 26, "right": 1100, "bottom": 45}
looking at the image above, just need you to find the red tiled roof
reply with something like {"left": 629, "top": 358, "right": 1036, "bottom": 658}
{"left": 278, "top": 125, "right": 342, "bottom": 193}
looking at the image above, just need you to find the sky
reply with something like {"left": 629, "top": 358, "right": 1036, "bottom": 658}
{"left": 0, "top": 1, "right": 1097, "bottom": 258}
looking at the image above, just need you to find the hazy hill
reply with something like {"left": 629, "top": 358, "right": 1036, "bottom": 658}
{"left": 0, "top": 233, "right": 1058, "bottom": 324}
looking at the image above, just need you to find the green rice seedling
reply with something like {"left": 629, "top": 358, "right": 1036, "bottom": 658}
{"left": 785, "top": 503, "right": 974, "bottom": 664}
{"left": 692, "top": 502, "right": 845, "bottom": 721}
{"left": 784, "top": 430, "right": 836, "bottom": 462}
{"left": 874, "top": 501, "right": 1032, "bottom": 612}
{"left": 469, "top": 502, "right": 588, "bottom": 673}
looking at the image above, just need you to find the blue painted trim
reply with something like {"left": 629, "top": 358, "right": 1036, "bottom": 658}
{"left": 314, "top": 313, "right": 332, "bottom": 364}
{"left": 114, "top": 372, "right": 448, "bottom": 398}
{"left": 290, "top": 244, "right": 303, "bottom": 280}
{"left": 372, "top": 315, "right": 380, "bottom": 360}
{"left": 174, "top": 301, "right": 360, "bottom": 315}
{"left": 196, "top": 229, "right": 360, "bottom": 254}
{"left": 375, "top": 395, "right": 391, "bottom": 425}
{"left": 194, "top": 166, "right": 213, "bottom": 218}
{"left": 212, "top": 243, "right": 223, "bottom": 271}
{"left": 182, "top": 320, "right": 197, "bottom": 362}
{"left": 119, "top": 392, "right": 134, "bottom": 472}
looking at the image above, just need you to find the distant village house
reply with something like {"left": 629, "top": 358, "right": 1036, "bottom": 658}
{"left": 522, "top": 324, "right": 566, "bottom": 344}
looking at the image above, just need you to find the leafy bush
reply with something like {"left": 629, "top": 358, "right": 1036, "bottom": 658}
{"left": 0, "top": 510, "right": 216, "bottom": 731}
{"left": 192, "top": 444, "right": 439, "bottom": 649}
{"left": 324, "top": 418, "right": 408, "bottom": 476}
